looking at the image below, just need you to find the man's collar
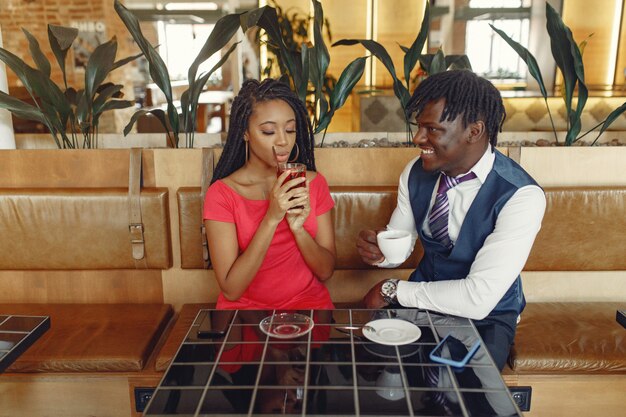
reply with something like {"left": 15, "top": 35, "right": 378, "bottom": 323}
{"left": 445, "top": 147, "right": 494, "bottom": 184}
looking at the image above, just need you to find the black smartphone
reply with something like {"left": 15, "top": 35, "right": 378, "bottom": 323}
{"left": 429, "top": 334, "right": 480, "bottom": 368}
{"left": 197, "top": 312, "right": 227, "bottom": 339}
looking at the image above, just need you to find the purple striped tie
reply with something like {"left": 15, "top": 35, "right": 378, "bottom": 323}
{"left": 428, "top": 172, "right": 477, "bottom": 249}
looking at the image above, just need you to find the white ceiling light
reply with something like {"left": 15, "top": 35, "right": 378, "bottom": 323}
{"left": 165, "top": 2, "right": 219, "bottom": 10}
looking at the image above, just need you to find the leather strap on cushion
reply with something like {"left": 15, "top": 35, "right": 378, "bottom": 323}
{"left": 200, "top": 148, "right": 214, "bottom": 269}
{"left": 129, "top": 148, "right": 147, "bottom": 268}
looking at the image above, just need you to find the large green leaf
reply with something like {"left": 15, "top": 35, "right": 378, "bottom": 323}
{"left": 242, "top": 6, "right": 301, "bottom": 91}
{"left": 490, "top": 24, "right": 547, "bottom": 99}
{"left": 188, "top": 13, "right": 241, "bottom": 87}
{"left": 546, "top": 4, "right": 577, "bottom": 123}
{"left": 114, "top": 0, "right": 179, "bottom": 142}
{"left": 85, "top": 38, "right": 117, "bottom": 102}
{"left": 92, "top": 99, "right": 134, "bottom": 128}
{"left": 546, "top": 3, "right": 587, "bottom": 145}
{"left": 403, "top": 2, "right": 429, "bottom": 89}
{"left": 112, "top": 51, "right": 144, "bottom": 71}
{"left": 591, "top": 101, "right": 626, "bottom": 145}
{"left": 124, "top": 108, "right": 168, "bottom": 137}
{"left": 183, "top": 42, "right": 239, "bottom": 139}
{"left": 311, "top": 0, "right": 330, "bottom": 110}
{"left": 48, "top": 25, "right": 77, "bottom": 88}
{"left": 333, "top": 39, "right": 410, "bottom": 110}
{"left": 92, "top": 84, "right": 124, "bottom": 116}
{"left": 299, "top": 43, "right": 311, "bottom": 104}
{"left": 315, "top": 56, "right": 367, "bottom": 134}
{"left": 444, "top": 55, "right": 472, "bottom": 71}
{"left": 0, "top": 90, "right": 48, "bottom": 124}
{"left": 0, "top": 48, "right": 39, "bottom": 101}
{"left": 22, "top": 29, "right": 51, "bottom": 77}
{"left": 429, "top": 49, "right": 446, "bottom": 74}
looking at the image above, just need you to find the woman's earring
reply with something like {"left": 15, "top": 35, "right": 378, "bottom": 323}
{"left": 288, "top": 143, "right": 300, "bottom": 162}
{"left": 244, "top": 140, "right": 249, "bottom": 162}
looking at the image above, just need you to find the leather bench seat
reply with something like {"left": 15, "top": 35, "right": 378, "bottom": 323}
{"left": 509, "top": 302, "right": 626, "bottom": 374}
{"left": 2, "top": 303, "right": 173, "bottom": 373}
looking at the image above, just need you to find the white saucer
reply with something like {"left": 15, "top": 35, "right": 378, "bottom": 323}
{"left": 362, "top": 319, "right": 421, "bottom": 346}
{"left": 259, "top": 312, "right": 314, "bottom": 339}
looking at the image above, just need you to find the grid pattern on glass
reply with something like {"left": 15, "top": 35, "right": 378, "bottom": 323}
{"left": 144, "top": 309, "right": 522, "bottom": 417}
{"left": 0, "top": 315, "right": 50, "bottom": 374}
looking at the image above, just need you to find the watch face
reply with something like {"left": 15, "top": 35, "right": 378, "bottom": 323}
{"left": 381, "top": 280, "right": 397, "bottom": 298}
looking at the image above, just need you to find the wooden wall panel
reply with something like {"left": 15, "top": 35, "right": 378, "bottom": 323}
{"left": 0, "top": 149, "right": 156, "bottom": 188}
{"left": 0, "top": 375, "right": 131, "bottom": 417}
{"left": 519, "top": 147, "right": 626, "bottom": 187}
{"left": 0, "top": 271, "right": 164, "bottom": 304}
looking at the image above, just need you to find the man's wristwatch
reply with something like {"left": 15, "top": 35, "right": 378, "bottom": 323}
{"left": 380, "top": 279, "right": 399, "bottom": 305}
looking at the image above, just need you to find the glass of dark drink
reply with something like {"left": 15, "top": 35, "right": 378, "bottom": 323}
{"left": 277, "top": 162, "right": 306, "bottom": 209}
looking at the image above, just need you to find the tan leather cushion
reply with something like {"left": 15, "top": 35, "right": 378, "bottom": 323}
{"left": 179, "top": 185, "right": 626, "bottom": 271}
{"left": 525, "top": 187, "right": 626, "bottom": 271}
{"left": 0, "top": 188, "right": 172, "bottom": 269}
{"left": 155, "top": 303, "right": 213, "bottom": 371}
{"left": 2, "top": 303, "right": 173, "bottom": 373}
{"left": 177, "top": 188, "right": 205, "bottom": 269}
{"left": 510, "top": 302, "right": 626, "bottom": 374}
{"left": 331, "top": 186, "right": 422, "bottom": 269}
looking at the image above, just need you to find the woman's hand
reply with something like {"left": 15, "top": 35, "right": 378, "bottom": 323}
{"left": 266, "top": 170, "right": 307, "bottom": 225}
{"left": 286, "top": 180, "right": 310, "bottom": 231}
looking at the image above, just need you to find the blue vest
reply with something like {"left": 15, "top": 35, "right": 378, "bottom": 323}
{"left": 408, "top": 150, "right": 539, "bottom": 317}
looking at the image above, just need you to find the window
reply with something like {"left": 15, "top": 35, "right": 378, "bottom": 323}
{"left": 157, "top": 22, "right": 221, "bottom": 83}
{"left": 464, "top": 0, "right": 531, "bottom": 83}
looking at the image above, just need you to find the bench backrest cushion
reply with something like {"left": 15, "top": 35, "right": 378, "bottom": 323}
{"left": 0, "top": 188, "right": 172, "bottom": 269}
{"left": 525, "top": 187, "right": 626, "bottom": 271}
{"left": 178, "top": 185, "right": 626, "bottom": 272}
{"left": 178, "top": 187, "right": 205, "bottom": 269}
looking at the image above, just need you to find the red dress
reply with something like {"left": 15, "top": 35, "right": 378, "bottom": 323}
{"left": 203, "top": 173, "right": 335, "bottom": 310}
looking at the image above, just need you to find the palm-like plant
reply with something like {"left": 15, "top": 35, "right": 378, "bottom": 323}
{"left": 332, "top": 2, "right": 430, "bottom": 142}
{"left": 0, "top": 25, "right": 139, "bottom": 148}
{"left": 241, "top": 0, "right": 368, "bottom": 143}
{"left": 114, "top": 0, "right": 240, "bottom": 148}
{"left": 491, "top": 3, "right": 626, "bottom": 145}
{"left": 333, "top": 3, "right": 472, "bottom": 142}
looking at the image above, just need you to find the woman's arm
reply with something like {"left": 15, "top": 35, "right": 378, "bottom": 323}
{"left": 290, "top": 210, "right": 336, "bottom": 281}
{"left": 205, "top": 217, "right": 279, "bottom": 301}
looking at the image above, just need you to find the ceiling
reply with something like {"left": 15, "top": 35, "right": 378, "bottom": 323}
{"left": 123, "top": 0, "right": 259, "bottom": 22}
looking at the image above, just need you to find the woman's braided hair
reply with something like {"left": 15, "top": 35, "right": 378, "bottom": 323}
{"left": 212, "top": 78, "right": 316, "bottom": 183}
{"left": 406, "top": 70, "right": 506, "bottom": 148}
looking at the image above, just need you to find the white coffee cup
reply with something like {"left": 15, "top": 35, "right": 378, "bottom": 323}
{"left": 375, "top": 366, "right": 405, "bottom": 401}
{"left": 377, "top": 230, "right": 412, "bottom": 264}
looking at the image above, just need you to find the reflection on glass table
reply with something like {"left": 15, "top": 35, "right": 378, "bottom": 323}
{"left": 0, "top": 314, "right": 50, "bottom": 374}
{"left": 145, "top": 308, "right": 522, "bottom": 417}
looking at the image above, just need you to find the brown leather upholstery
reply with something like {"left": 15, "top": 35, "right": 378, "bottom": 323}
{"left": 330, "top": 186, "right": 422, "bottom": 269}
{"left": 2, "top": 303, "right": 173, "bottom": 373}
{"left": 155, "top": 303, "right": 213, "bottom": 371}
{"left": 177, "top": 186, "right": 423, "bottom": 269}
{"left": 0, "top": 188, "right": 172, "bottom": 269}
{"left": 525, "top": 187, "right": 626, "bottom": 271}
{"left": 510, "top": 302, "right": 626, "bottom": 374}
{"left": 177, "top": 188, "right": 205, "bottom": 269}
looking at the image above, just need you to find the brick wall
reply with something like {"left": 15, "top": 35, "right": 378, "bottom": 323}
{"left": 0, "top": 0, "right": 138, "bottom": 133}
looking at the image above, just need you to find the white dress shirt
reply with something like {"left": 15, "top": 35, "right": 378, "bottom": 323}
{"left": 381, "top": 148, "right": 546, "bottom": 320}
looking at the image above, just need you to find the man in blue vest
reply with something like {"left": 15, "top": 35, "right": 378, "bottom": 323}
{"left": 357, "top": 70, "right": 546, "bottom": 370}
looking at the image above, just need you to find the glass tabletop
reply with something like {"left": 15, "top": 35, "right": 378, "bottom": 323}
{"left": 0, "top": 314, "right": 50, "bottom": 374}
{"left": 145, "top": 309, "right": 521, "bottom": 417}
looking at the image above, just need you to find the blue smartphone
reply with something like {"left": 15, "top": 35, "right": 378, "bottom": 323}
{"left": 429, "top": 334, "right": 481, "bottom": 368}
